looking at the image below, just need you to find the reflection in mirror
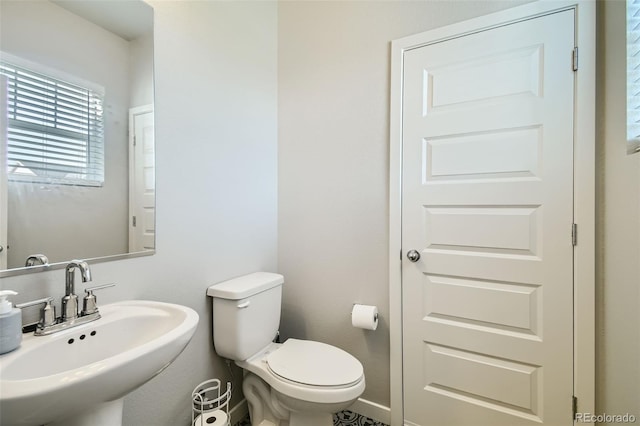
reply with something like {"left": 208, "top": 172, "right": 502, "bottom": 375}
{"left": 0, "top": 0, "right": 155, "bottom": 275}
{"left": 628, "top": 0, "right": 640, "bottom": 155}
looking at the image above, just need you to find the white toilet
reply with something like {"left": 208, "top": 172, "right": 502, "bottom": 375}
{"left": 207, "top": 272, "right": 365, "bottom": 426}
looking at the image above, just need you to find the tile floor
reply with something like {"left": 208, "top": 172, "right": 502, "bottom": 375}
{"left": 232, "top": 410, "right": 389, "bottom": 426}
{"left": 333, "top": 410, "right": 389, "bottom": 426}
{"left": 232, "top": 416, "right": 251, "bottom": 426}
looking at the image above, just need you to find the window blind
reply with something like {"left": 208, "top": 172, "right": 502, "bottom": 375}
{"left": 628, "top": 0, "right": 640, "bottom": 152}
{"left": 0, "top": 61, "right": 104, "bottom": 186}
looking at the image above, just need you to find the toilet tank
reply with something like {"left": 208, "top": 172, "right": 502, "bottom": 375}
{"left": 207, "top": 272, "right": 283, "bottom": 361}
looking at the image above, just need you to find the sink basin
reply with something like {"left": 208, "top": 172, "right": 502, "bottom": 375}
{"left": 0, "top": 300, "right": 199, "bottom": 426}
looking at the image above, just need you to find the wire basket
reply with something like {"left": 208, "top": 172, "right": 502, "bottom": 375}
{"left": 191, "top": 379, "right": 232, "bottom": 426}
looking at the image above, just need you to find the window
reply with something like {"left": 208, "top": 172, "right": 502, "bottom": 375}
{"left": 0, "top": 60, "right": 105, "bottom": 185}
{"left": 627, "top": 0, "right": 640, "bottom": 154}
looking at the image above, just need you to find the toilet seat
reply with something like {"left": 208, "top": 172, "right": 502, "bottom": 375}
{"left": 266, "top": 339, "right": 363, "bottom": 387}
{"left": 238, "top": 340, "right": 366, "bottom": 404}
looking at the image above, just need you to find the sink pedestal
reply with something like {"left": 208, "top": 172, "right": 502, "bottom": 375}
{"left": 48, "top": 399, "right": 124, "bottom": 426}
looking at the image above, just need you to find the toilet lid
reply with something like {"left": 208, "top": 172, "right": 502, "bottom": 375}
{"left": 266, "top": 339, "right": 363, "bottom": 387}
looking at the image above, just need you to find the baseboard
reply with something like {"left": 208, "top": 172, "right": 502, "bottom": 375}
{"left": 229, "top": 398, "right": 248, "bottom": 425}
{"left": 350, "top": 398, "right": 391, "bottom": 425}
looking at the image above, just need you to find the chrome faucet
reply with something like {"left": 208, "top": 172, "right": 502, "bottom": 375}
{"left": 17, "top": 260, "right": 114, "bottom": 336}
{"left": 62, "top": 260, "right": 92, "bottom": 321}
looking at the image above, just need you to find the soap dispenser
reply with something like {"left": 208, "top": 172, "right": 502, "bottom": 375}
{"left": 0, "top": 290, "right": 22, "bottom": 354}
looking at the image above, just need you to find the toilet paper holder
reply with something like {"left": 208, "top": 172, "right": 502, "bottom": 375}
{"left": 192, "top": 379, "right": 232, "bottom": 426}
{"left": 351, "top": 304, "right": 379, "bottom": 331}
{"left": 351, "top": 303, "right": 378, "bottom": 321}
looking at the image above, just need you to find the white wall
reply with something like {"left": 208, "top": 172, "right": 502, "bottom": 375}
{"left": 129, "top": 31, "right": 154, "bottom": 108}
{"left": 277, "top": 0, "right": 532, "bottom": 407}
{"left": 0, "top": 1, "right": 278, "bottom": 425}
{"left": 0, "top": 0, "right": 130, "bottom": 267}
{"left": 596, "top": 1, "right": 640, "bottom": 422}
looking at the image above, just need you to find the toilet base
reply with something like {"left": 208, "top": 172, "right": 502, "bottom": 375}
{"left": 289, "top": 411, "right": 332, "bottom": 426}
{"left": 246, "top": 407, "right": 333, "bottom": 426}
{"left": 242, "top": 372, "right": 348, "bottom": 426}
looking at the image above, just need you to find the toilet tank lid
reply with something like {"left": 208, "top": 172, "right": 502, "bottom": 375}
{"left": 207, "top": 272, "right": 284, "bottom": 300}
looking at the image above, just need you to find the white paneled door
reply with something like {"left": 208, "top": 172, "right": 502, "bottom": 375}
{"left": 129, "top": 106, "right": 156, "bottom": 252}
{"left": 401, "top": 10, "right": 575, "bottom": 426}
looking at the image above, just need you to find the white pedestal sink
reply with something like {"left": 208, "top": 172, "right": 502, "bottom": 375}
{"left": 0, "top": 300, "right": 199, "bottom": 426}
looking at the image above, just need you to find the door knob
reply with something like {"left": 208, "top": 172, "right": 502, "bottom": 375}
{"left": 406, "top": 250, "right": 421, "bottom": 262}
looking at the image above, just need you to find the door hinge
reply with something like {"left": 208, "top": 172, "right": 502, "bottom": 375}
{"left": 572, "top": 47, "right": 579, "bottom": 71}
{"left": 133, "top": 135, "right": 137, "bottom": 146}
{"left": 572, "top": 223, "right": 578, "bottom": 246}
{"left": 400, "top": 249, "right": 403, "bottom": 261}
{"left": 132, "top": 216, "right": 137, "bottom": 227}
{"left": 572, "top": 395, "right": 578, "bottom": 419}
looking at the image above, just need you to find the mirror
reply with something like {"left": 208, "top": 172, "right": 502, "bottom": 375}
{"left": 628, "top": 0, "right": 640, "bottom": 155}
{"left": 0, "top": 0, "right": 155, "bottom": 276}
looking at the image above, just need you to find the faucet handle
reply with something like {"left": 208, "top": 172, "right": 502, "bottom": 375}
{"left": 82, "top": 283, "right": 115, "bottom": 316}
{"left": 16, "top": 297, "right": 57, "bottom": 329}
{"left": 84, "top": 283, "right": 116, "bottom": 294}
{"left": 16, "top": 296, "right": 53, "bottom": 309}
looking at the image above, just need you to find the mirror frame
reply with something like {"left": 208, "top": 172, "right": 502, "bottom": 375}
{"left": 0, "top": 251, "right": 153, "bottom": 278}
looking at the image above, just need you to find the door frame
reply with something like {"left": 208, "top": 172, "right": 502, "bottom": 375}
{"left": 388, "top": 2, "right": 595, "bottom": 425}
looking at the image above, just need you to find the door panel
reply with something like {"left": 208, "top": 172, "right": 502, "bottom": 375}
{"left": 402, "top": 11, "right": 575, "bottom": 425}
